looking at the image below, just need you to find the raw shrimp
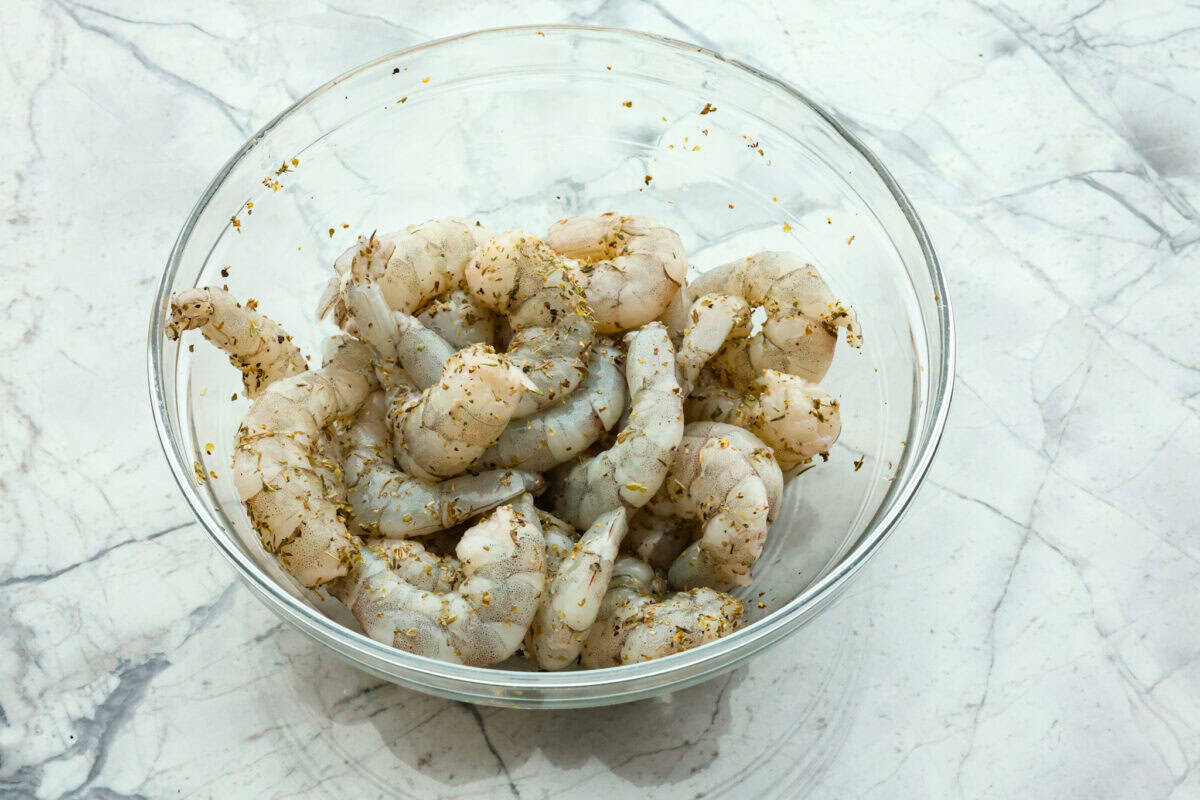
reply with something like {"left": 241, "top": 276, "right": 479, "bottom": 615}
{"left": 166, "top": 287, "right": 306, "bottom": 398}
{"left": 692, "top": 370, "right": 842, "bottom": 472}
{"left": 528, "top": 508, "right": 628, "bottom": 670}
{"left": 342, "top": 276, "right": 535, "bottom": 480}
{"left": 685, "top": 252, "right": 861, "bottom": 387}
{"left": 466, "top": 233, "right": 594, "bottom": 418}
{"left": 318, "top": 218, "right": 490, "bottom": 324}
{"left": 474, "top": 340, "right": 626, "bottom": 473}
{"left": 648, "top": 422, "right": 784, "bottom": 591}
{"left": 552, "top": 323, "right": 684, "bottom": 529}
{"left": 624, "top": 513, "right": 696, "bottom": 571}
{"left": 361, "top": 538, "right": 462, "bottom": 593}
{"left": 675, "top": 294, "right": 751, "bottom": 394}
{"left": 580, "top": 556, "right": 743, "bottom": 668}
{"left": 392, "top": 342, "right": 536, "bottom": 481}
{"left": 342, "top": 278, "right": 455, "bottom": 391}
{"left": 343, "top": 391, "right": 544, "bottom": 538}
{"left": 330, "top": 494, "right": 545, "bottom": 666}
{"left": 417, "top": 289, "right": 496, "bottom": 349}
{"left": 545, "top": 213, "right": 687, "bottom": 334}
{"left": 232, "top": 336, "right": 373, "bottom": 587}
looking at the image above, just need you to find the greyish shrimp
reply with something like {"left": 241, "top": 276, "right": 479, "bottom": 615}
{"left": 416, "top": 289, "right": 496, "bottom": 349}
{"left": 551, "top": 322, "right": 684, "bottom": 529}
{"left": 466, "top": 232, "right": 594, "bottom": 419}
{"left": 580, "top": 556, "right": 743, "bottom": 668}
{"left": 647, "top": 421, "right": 784, "bottom": 592}
{"left": 675, "top": 293, "right": 751, "bottom": 394}
{"left": 688, "top": 369, "right": 842, "bottom": 473}
{"left": 545, "top": 213, "right": 687, "bottom": 334}
{"left": 682, "top": 252, "right": 861, "bottom": 387}
{"left": 342, "top": 277, "right": 536, "bottom": 481}
{"left": 343, "top": 391, "right": 544, "bottom": 538}
{"left": 166, "top": 287, "right": 306, "bottom": 398}
{"left": 527, "top": 509, "right": 628, "bottom": 670}
{"left": 231, "top": 336, "right": 373, "bottom": 587}
{"left": 329, "top": 494, "right": 545, "bottom": 666}
{"left": 473, "top": 340, "right": 626, "bottom": 473}
{"left": 317, "top": 217, "right": 490, "bottom": 324}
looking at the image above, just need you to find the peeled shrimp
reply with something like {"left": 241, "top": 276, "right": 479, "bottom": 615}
{"left": 691, "top": 370, "right": 842, "bottom": 472}
{"left": 391, "top": 343, "right": 536, "bottom": 481}
{"left": 580, "top": 556, "right": 743, "bottom": 668}
{"left": 318, "top": 218, "right": 490, "bottom": 324}
{"left": 648, "top": 422, "right": 784, "bottom": 591}
{"left": 417, "top": 289, "right": 496, "bottom": 349}
{"left": 552, "top": 322, "right": 684, "bottom": 529}
{"left": 675, "top": 293, "right": 751, "bottom": 394}
{"left": 684, "top": 252, "right": 861, "bottom": 387}
{"left": 342, "top": 276, "right": 536, "bottom": 480}
{"left": 166, "top": 287, "right": 306, "bottom": 398}
{"left": 466, "top": 233, "right": 594, "bottom": 418}
{"left": 528, "top": 509, "right": 628, "bottom": 670}
{"left": 330, "top": 494, "right": 545, "bottom": 666}
{"left": 474, "top": 340, "right": 626, "bottom": 473}
{"left": 546, "top": 213, "right": 687, "bottom": 334}
{"left": 342, "top": 277, "right": 455, "bottom": 391}
{"left": 343, "top": 391, "right": 544, "bottom": 538}
{"left": 361, "top": 538, "right": 462, "bottom": 593}
{"left": 231, "top": 336, "right": 373, "bottom": 587}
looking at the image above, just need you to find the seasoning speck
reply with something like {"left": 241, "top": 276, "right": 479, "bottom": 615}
{"left": 644, "top": 175, "right": 653, "bottom": 186}
{"left": 847, "top": 235, "right": 856, "bottom": 245}
{"left": 205, "top": 442, "right": 215, "bottom": 455}
{"left": 853, "top": 455, "right": 865, "bottom": 471}
{"left": 782, "top": 222, "right": 793, "bottom": 232}
{"left": 700, "top": 102, "right": 717, "bottom": 115}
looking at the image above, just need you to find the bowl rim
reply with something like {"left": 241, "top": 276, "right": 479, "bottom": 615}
{"left": 147, "top": 24, "right": 955, "bottom": 697}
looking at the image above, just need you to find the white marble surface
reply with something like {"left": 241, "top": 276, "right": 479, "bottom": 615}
{"left": 3, "top": 0, "right": 1200, "bottom": 797}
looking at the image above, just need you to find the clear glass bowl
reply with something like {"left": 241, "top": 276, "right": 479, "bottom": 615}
{"left": 148, "top": 26, "right": 953, "bottom": 708}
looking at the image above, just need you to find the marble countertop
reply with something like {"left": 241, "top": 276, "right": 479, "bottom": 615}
{"left": 4, "top": 1, "right": 1199, "bottom": 797}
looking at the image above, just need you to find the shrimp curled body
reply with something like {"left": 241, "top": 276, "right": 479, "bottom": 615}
{"left": 546, "top": 213, "right": 687, "bottom": 334}
{"left": 232, "top": 336, "right": 373, "bottom": 587}
{"left": 344, "top": 392, "right": 544, "bottom": 538}
{"left": 331, "top": 494, "right": 545, "bottom": 667}
{"left": 580, "top": 556, "right": 743, "bottom": 668}
{"left": 680, "top": 252, "right": 861, "bottom": 387}
{"left": 552, "top": 322, "right": 684, "bottom": 529}
{"left": 167, "top": 287, "right": 306, "bottom": 398}
{"left": 649, "top": 421, "right": 784, "bottom": 591}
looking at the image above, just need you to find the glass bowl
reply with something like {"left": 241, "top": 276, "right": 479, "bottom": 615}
{"left": 148, "top": 26, "right": 953, "bottom": 708}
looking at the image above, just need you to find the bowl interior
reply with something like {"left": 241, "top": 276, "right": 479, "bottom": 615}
{"left": 151, "top": 26, "right": 949, "bottom": 706}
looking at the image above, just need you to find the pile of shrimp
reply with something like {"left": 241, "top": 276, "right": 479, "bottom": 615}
{"left": 167, "top": 212, "right": 859, "bottom": 670}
